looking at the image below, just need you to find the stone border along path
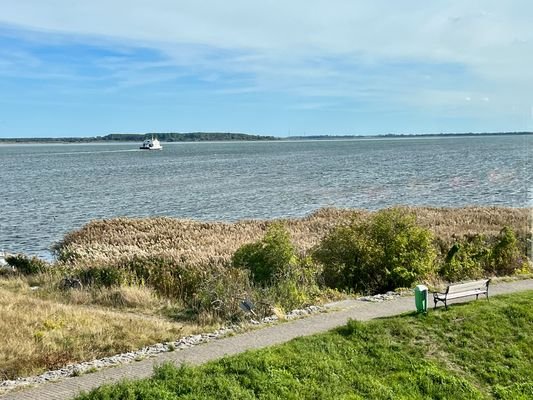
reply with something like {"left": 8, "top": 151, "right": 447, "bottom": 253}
{"left": 2, "top": 279, "right": 532, "bottom": 400}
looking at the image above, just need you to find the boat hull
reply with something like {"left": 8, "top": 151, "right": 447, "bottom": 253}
{"left": 139, "top": 137, "right": 162, "bottom": 150}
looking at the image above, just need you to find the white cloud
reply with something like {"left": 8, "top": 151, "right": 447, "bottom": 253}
{"left": 1, "top": 1, "right": 532, "bottom": 116}
{"left": 1, "top": 2, "right": 530, "bottom": 62}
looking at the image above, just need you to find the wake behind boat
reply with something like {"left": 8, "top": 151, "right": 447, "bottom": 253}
{"left": 140, "top": 137, "right": 162, "bottom": 150}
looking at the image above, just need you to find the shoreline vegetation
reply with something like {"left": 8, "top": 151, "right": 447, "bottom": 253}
{"left": 1, "top": 206, "right": 532, "bottom": 380}
{"left": 0, "top": 131, "right": 531, "bottom": 144}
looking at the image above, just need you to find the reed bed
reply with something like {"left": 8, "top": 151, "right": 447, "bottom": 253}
{"left": 56, "top": 206, "right": 531, "bottom": 269}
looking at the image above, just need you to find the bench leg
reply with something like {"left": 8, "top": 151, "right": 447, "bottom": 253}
{"left": 444, "top": 299, "right": 448, "bottom": 310}
{"left": 476, "top": 294, "right": 479, "bottom": 300}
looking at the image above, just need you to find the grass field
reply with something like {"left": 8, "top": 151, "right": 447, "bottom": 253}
{"left": 77, "top": 291, "right": 533, "bottom": 400}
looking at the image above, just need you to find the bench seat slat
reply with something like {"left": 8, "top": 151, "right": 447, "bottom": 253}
{"left": 435, "top": 289, "right": 487, "bottom": 300}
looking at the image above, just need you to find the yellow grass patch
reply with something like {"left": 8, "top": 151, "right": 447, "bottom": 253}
{"left": 0, "top": 287, "right": 196, "bottom": 380}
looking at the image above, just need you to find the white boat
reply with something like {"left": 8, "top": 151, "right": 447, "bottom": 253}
{"left": 140, "top": 137, "right": 163, "bottom": 150}
{"left": 0, "top": 251, "right": 8, "bottom": 268}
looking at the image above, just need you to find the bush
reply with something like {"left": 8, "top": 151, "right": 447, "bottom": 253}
{"left": 439, "top": 227, "right": 529, "bottom": 282}
{"left": 70, "top": 256, "right": 211, "bottom": 300}
{"left": 313, "top": 208, "right": 436, "bottom": 294}
{"left": 232, "top": 223, "right": 297, "bottom": 286}
{"left": 76, "top": 266, "right": 126, "bottom": 288}
{"left": 490, "top": 226, "right": 528, "bottom": 275}
{"left": 122, "top": 256, "right": 208, "bottom": 300}
{"left": 260, "top": 256, "right": 322, "bottom": 312}
{"left": 232, "top": 224, "right": 322, "bottom": 313}
{"left": 191, "top": 267, "right": 253, "bottom": 323}
{"left": 439, "top": 235, "right": 489, "bottom": 282}
{"left": 6, "top": 254, "right": 49, "bottom": 275}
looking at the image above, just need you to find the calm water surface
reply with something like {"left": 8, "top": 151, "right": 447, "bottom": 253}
{"left": 0, "top": 135, "right": 531, "bottom": 257}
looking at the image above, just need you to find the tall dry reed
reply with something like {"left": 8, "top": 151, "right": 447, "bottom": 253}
{"left": 55, "top": 206, "right": 531, "bottom": 269}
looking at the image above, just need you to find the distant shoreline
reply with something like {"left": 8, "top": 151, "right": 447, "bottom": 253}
{"left": 0, "top": 131, "right": 531, "bottom": 144}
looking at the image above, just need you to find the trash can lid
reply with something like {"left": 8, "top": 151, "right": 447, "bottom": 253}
{"left": 415, "top": 284, "right": 428, "bottom": 291}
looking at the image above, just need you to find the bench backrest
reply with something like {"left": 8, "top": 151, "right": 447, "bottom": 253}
{"left": 447, "top": 279, "right": 490, "bottom": 294}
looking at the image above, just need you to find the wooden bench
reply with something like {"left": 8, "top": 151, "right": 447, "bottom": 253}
{"left": 433, "top": 279, "right": 491, "bottom": 310}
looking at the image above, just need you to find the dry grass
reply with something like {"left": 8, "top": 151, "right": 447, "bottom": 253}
{"left": 0, "top": 275, "right": 28, "bottom": 292}
{"left": 88, "top": 286, "right": 161, "bottom": 309}
{"left": 0, "top": 286, "right": 200, "bottom": 380}
{"left": 0, "top": 272, "right": 168, "bottom": 313}
{"left": 56, "top": 206, "right": 531, "bottom": 269}
{"left": 39, "top": 284, "right": 163, "bottom": 310}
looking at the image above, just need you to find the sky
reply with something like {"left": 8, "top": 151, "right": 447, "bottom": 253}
{"left": 1, "top": 1, "right": 532, "bottom": 138}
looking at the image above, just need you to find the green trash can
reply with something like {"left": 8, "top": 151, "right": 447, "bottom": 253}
{"left": 415, "top": 284, "right": 428, "bottom": 313}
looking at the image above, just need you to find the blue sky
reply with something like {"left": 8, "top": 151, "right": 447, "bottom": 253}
{"left": 1, "top": 1, "right": 532, "bottom": 138}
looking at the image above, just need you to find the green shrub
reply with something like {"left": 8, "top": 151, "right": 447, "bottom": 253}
{"left": 76, "top": 266, "right": 126, "bottom": 288}
{"left": 72, "top": 257, "right": 211, "bottom": 301}
{"left": 259, "top": 256, "right": 322, "bottom": 312}
{"left": 232, "top": 223, "right": 297, "bottom": 286}
{"left": 5, "top": 254, "right": 49, "bottom": 275}
{"left": 439, "top": 235, "right": 489, "bottom": 282}
{"left": 311, "top": 224, "right": 372, "bottom": 291}
{"left": 191, "top": 267, "right": 253, "bottom": 323}
{"left": 122, "top": 256, "right": 208, "bottom": 299}
{"left": 490, "top": 227, "right": 528, "bottom": 275}
{"left": 264, "top": 280, "right": 308, "bottom": 312}
{"left": 232, "top": 225, "right": 322, "bottom": 313}
{"left": 439, "top": 227, "right": 529, "bottom": 282}
{"left": 313, "top": 208, "right": 436, "bottom": 294}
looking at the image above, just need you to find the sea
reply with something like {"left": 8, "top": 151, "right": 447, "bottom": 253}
{"left": 0, "top": 135, "right": 531, "bottom": 258}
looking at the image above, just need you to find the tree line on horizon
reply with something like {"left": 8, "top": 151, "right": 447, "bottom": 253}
{"left": 0, "top": 131, "right": 531, "bottom": 143}
{"left": 0, "top": 132, "right": 279, "bottom": 143}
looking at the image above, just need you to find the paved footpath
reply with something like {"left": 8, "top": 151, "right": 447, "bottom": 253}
{"left": 3, "top": 279, "right": 532, "bottom": 400}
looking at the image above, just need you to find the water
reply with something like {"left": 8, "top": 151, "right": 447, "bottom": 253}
{"left": 0, "top": 135, "right": 531, "bottom": 257}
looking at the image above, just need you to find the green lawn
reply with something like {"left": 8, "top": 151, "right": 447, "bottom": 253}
{"left": 77, "top": 291, "right": 533, "bottom": 400}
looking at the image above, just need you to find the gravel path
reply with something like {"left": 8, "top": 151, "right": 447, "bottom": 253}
{"left": 2, "top": 278, "right": 532, "bottom": 400}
